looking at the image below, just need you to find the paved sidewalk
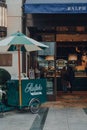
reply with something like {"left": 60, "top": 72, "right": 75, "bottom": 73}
{"left": 0, "top": 107, "right": 87, "bottom": 130}
{"left": 0, "top": 110, "right": 37, "bottom": 130}
{"left": 43, "top": 107, "right": 87, "bottom": 130}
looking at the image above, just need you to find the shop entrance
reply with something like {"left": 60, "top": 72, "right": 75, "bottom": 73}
{"left": 56, "top": 41, "right": 87, "bottom": 93}
{"left": 26, "top": 13, "right": 87, "bottom": 100}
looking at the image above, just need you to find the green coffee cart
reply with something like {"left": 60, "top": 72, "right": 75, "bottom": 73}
{"left": 6, "top": 78, "right": 47, "bottom": 113}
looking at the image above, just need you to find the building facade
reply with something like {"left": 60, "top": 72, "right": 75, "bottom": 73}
{"left": 23, "top": 0, "right": 87, "bottom": 100}
{"left": 0, "top": 0, "right": 29, "bottom": 78}
{"left": 0, "top": 0, "right": 87, "bottom": 100}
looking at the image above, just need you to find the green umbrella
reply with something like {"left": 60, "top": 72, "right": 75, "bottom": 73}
{"left": 0, "top": 31, "right": 48, "bottom": 108}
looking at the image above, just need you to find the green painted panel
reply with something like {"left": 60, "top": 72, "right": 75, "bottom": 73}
{"left": 6, "top": 79, "right": 47, "bottom": 107}
{"left": 21, "top": 78, "right": 47, "bottom": 106}
{"left": 7, "top": 80, "right": 19, "bottom": 106}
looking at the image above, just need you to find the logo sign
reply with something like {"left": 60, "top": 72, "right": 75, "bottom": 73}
{"left": 25, "top": 83, "right": 42, "bottom": 96}
{"left": 67, "top": 5, "right": 86, "bottom": 12}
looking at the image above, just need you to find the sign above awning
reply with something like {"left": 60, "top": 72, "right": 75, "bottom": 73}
{"left": 24, "top": 0, "right": 87, "bottom": 14}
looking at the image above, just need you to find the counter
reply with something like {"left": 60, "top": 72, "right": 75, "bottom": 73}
{"left": 57, "top": 76, "right": 87, "bottom": 91}
{"left": 46, "top": 72, "right": 87, "bottom": 92}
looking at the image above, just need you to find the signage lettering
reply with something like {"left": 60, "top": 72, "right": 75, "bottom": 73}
{"left": 25, "top": 83, "right": 42, "bottom": 95}
{"left": 67, "top": 6, "right": 86, "bottom": 11}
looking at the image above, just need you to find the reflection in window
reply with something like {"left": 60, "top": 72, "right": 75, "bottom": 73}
{"left": 38, "top": 42, "right": 55, "bottom": 56}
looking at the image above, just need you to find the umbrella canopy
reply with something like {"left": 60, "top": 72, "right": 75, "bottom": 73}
{"left": 0, "top": 31, "right": 48, "bottom": 52}
{"left": 0, "top": 31, "right": 48, "bottom": 108}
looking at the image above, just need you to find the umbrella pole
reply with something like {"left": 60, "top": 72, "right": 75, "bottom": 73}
{"left": 18, "top": 46, "right": 22, "bottom": 108}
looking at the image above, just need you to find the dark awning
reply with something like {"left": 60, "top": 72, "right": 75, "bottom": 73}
{"left": 24, "top": 0, "right": 87, "bottom": 14}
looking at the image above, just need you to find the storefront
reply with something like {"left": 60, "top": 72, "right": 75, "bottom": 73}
{"left": 24, "top": 0, "right": 87, "bottom": 100}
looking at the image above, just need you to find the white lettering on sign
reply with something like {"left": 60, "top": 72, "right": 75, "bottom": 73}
{"left": 25, "top": 83, "right": 42, "bottom": 95}
{"left": 67, "top": 6, "right": 86, "bottom": 11}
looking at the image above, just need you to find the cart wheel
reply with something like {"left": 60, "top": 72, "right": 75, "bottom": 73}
{"left": 29, "top": 98, "right": 41, "bottom": 114}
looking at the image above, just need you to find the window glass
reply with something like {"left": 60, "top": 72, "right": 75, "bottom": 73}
{"left": 37, "top": 42, "right": 55, "bottom": 95}
{"left": 38, "top": 42, "right": 55, "bottom": 56}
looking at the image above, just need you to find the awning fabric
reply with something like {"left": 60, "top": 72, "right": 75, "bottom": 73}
{"left": 24, "top": 0, "right": 87, "bottom": 14}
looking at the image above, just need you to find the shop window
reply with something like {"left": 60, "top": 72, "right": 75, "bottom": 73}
{"left": 38, "top": 42, "right": 55, "bottom": 56}
{"left": 37, "top": 42, "right": 55, "bottom": 95}
{"left": 0, "top": 54, "right": 12, "bottom": 66}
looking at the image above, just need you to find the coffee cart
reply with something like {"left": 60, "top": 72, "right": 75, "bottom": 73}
{"left": 0, "top": 78, "right": 47, "bottom": 114}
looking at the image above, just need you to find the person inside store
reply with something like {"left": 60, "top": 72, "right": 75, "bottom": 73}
{"left": 40, "top": 67, "right": 45, "bottom": 78}
{"left": 60, "top": 66, "right": 69, "bottom": 93}
{"left": 61, "top": 63, "right": 75, "bottom": 93}
{"left": 67, "top": 64, "right": 75, "bottom": 93}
